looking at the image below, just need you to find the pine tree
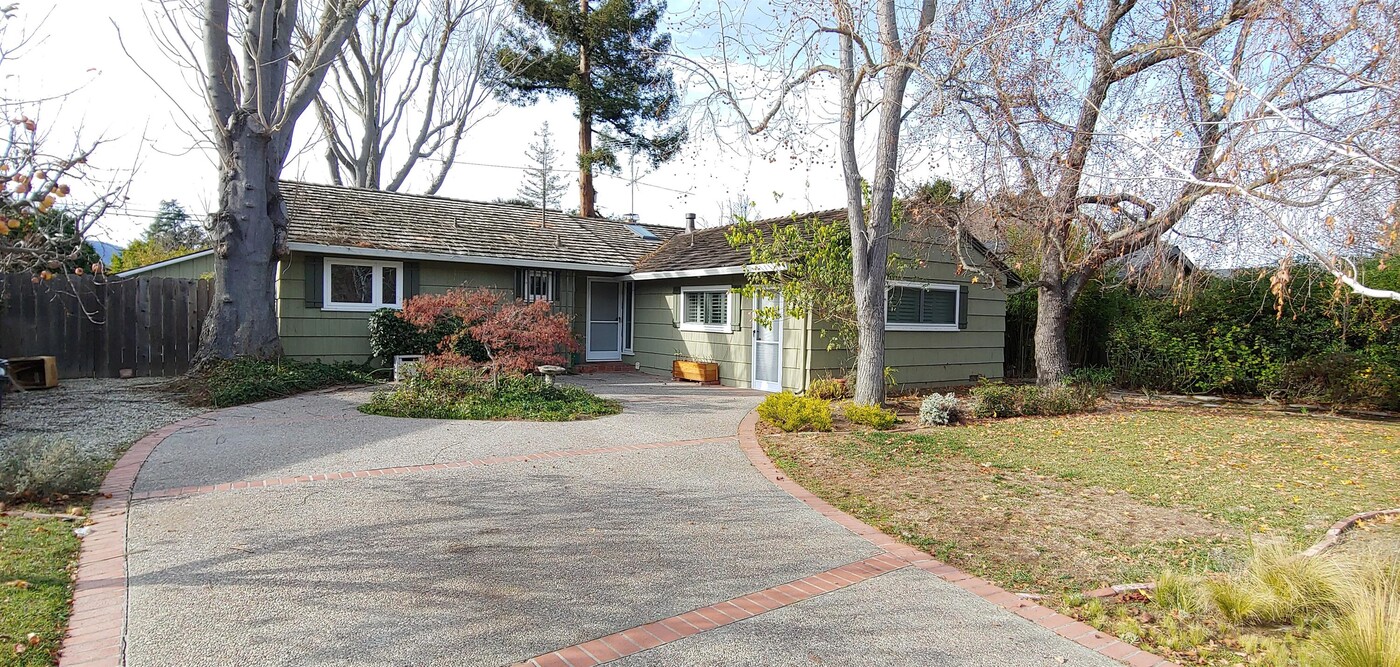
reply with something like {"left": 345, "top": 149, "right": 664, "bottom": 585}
{"left": 146, "top": 200, "right": 205, "bottom": 249}
{"left": 111, "top": 200, "right": 208, "bottom": 272}
{"left": 516, "top": 123, "right": 568, "bottom": 211}
{"left": 495, "top": 0, "right": 685, "bottom": 218}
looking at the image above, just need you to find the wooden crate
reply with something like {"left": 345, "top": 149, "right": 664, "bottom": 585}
{"left": 10, "top": 356, "right": 58, "bottom": 389}
{"left": 672, "top": 359, "right": 720, "bottom": 385}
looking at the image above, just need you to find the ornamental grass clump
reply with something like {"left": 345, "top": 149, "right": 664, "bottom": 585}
{"left": 1132, "top": 545, "right": 1400, "bottom": 667}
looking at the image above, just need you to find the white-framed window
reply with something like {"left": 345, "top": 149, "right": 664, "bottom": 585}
{"left": 886, "top": 281, "right": 959, "bottom": 331}
{"left": 523, "top": 269, "right": 555, "bottom": 303}
{"left": 622, "top": 282, "right": 635, "bottom": 354}
{"left": 324, "top": 258, "right": 403, "bottom": 311}
{"left": 680, "top": 286, "right": 734, "bottom": 333}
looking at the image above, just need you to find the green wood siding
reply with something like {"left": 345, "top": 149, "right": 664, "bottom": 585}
{"left": 278, "top": 252, "right": 571, "bottom": 364}
{"left": 120, "top": 252, "right": 215, "bottom": 280}
{"left": 806, "top": 239, "right": 1007, "bottom": 389}
{"left": 627, "top": 277, "right": 806, "bottom": 391}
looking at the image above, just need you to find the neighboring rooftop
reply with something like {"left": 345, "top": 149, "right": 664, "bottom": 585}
{"left": 281, "top": 181, "right": 679, "bottom": 270}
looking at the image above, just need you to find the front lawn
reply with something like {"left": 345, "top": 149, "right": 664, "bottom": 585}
{"left": 762, "top": 407, "right": 1400, "bottom": 590}
{"left": 762, "top": 406, "right": 1400, "bottom": 665}
{"left": 0, "top": 513, "right": 80, "bottom": 667}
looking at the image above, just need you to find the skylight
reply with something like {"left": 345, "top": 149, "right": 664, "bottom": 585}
{"left": 625, "top": 223, "right": 660, "bottom": 241}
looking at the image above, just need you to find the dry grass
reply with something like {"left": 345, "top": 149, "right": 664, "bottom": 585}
{"left": 760, "top": 405, "right": 1400, "bottom": 665}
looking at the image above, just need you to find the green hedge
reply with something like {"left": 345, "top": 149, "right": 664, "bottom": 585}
{"left": 1008, "top": 261, "right": 1400, "bottom": 409}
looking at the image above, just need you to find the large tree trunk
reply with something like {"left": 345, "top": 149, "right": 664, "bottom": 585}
{"left": 850, "top": 268, "right": 888, "bottom": 404}
{"left": 198, "top": 113, "right": 285, "bottom": 361}
{"left": 578, "top": 110, "right": 596, "bottom": 217}
{"left": 576, "top": 0, "right": 597, "bottom": 218}
{"left": 1033, "top": 256, "right": 1072, "bottom": 385}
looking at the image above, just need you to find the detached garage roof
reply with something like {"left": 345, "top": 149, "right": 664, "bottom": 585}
{"left": 281, "top": 181, "right": 678, "bottom": 272}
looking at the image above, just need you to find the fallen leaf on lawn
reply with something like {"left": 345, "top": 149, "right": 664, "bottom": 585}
{"left": 26, "top": 633, "right": 38, "bottom": 645}
{"left": 4, "top": 579, "right": 29, "bottom": 589}
{"left": 13, "top": 644, "right": 25, "bottom": 654}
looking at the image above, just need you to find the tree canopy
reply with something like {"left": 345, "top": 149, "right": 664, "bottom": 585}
{"left": 495, "top": 0, "right": 684, "bottom": 217}
{"left": 110, "top": 200, "right": 206, "bottom": 273}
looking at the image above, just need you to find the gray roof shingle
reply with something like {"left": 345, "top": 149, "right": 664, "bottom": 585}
{"left": 632, "top": 208, "right": 1020, "bottom": 285}
{"left": 281, "top": 181, "right": 678, "bottom": 270}
{"left": 632, "top": 210, "right": 847, "bottom": 273}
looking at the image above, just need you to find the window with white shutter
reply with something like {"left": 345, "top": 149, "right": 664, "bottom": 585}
{"left": 680, "top": 286, "right": 733, "bottom": 333}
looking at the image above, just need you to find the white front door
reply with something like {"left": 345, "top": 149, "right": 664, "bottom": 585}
{"left": 586, "top": 279, "right": 622, "bottom": 362}
{"left": 751, "top": 293, "right": 783, "bottom": 392}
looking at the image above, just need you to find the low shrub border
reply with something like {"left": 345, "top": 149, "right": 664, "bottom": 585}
{"left": 169, "top": 358, "right": 379, "bottom": 408}
{"left": 360, "top": 372, "right": 620, "bottom": 422}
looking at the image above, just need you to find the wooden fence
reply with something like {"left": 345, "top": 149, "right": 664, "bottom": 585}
{"left": 0, "top": 273, "right": 213, "bottom": 378}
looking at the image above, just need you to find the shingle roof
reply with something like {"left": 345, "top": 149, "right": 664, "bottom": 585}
{"left": 281, "top": 181, "right": 678, "bottom": 270}
{"left": 632, "top": 208, "right": 1021, "bottom": 285}
{"left": 632, "top": 209, "right": 846, "bottom": 273}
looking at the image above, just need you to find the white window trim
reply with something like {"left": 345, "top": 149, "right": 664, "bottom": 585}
{"left": 523, "top": 268, "right": 556, "bottom": 303}
{"left": 323, "top": 258, "right": 404, "bottom": 312}
{"left": 622, "top": 282, "right": 636, "bottom": 354}
{"left": 886, "top": 280, "right": 960, "bottom": 332}
{"left": 679, "top": 285, "right": 735, "bottom": 333}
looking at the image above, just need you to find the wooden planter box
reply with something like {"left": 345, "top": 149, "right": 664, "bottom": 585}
{"left": 8, "top": 356, "right": 58, "bottom": 389}
{"left": 672, "top": 360, "right": 720, "bottom": 385}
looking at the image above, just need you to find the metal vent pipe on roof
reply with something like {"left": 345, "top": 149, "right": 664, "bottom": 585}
{"left": 685, "top": 212, "right": 695, "bottom": 234}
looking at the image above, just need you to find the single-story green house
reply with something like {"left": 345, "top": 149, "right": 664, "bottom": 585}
{"left": 123, "top": 181, "right": 1017, "bottom": 392}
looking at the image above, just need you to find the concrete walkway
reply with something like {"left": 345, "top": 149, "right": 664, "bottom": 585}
{"left": 119, "top": 374, "right": 1129, "bottom": 667}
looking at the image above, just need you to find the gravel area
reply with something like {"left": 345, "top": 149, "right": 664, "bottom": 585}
{"left": 0, "top": 378, "right": 203, "bottom": 459}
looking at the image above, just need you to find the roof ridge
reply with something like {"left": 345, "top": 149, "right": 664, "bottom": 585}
{"left": 280, "top": 179, "right": 618, "bottom": 224}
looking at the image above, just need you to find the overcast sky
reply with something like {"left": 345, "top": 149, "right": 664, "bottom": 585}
{"left": 3, "top": 1, "right": 946, "bottom": 247}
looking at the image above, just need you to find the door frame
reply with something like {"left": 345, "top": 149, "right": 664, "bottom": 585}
{"left": 751, "top": 292, "right": 783, "bottom": 392}
{"left": 585, "top": 277, "right": 623, "bottom": 362}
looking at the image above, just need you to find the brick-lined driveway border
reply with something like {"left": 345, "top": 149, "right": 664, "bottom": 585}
{"left": 59, "top": 414, "right": 214, "bottom": 667}
{"left": 734, "top": 411, "right": 1180, "bottom": 667}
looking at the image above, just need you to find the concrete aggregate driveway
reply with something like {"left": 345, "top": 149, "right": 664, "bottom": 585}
{"left": 122, "top": 374, "right": 1123, "bottom": 667}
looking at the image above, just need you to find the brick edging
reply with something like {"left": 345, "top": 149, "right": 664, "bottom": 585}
{"left": 735, "top": 410, "right": 1180, "bottom": 667}
{"left": 59, "top": 414, "right": 213, "bottom": 667}
{"left": 1301, "top": 507, "right": 1400, "bottom": 557}
{"left": 513, "top": 554, "right": 908, "bottom": 667}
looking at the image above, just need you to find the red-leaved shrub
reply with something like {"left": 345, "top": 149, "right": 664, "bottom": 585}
{"left": 400, "top": 288, "right": 576, "bottom": 375}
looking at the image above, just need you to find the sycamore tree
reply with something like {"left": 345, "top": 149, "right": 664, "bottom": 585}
{"left": 313, "top": 0, "right": 508, "bottom": 193}
{"left": 677, "top": 0, "right": 970, "bottom": 404}
{"left": 941, "top": 0, "right": 1396, "bottom": 383}
{"left": 146, "top": 1, "right": 365, "bottom": 361}
{"left": 494, "top": 0, "right": 684, "bottom": 218}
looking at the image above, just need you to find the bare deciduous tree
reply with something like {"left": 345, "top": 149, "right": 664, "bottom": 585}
{"left": 677, "top": 0, "right": 952, "bottom": 405}
{"left": 945, "top": 0, "right": 1396, "bottom": 383}
{"left": 313, "top": 0, "right": 506, "bottom": 194}
{"left": 148, "top": 0, "right": 365, "bottom": 360}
